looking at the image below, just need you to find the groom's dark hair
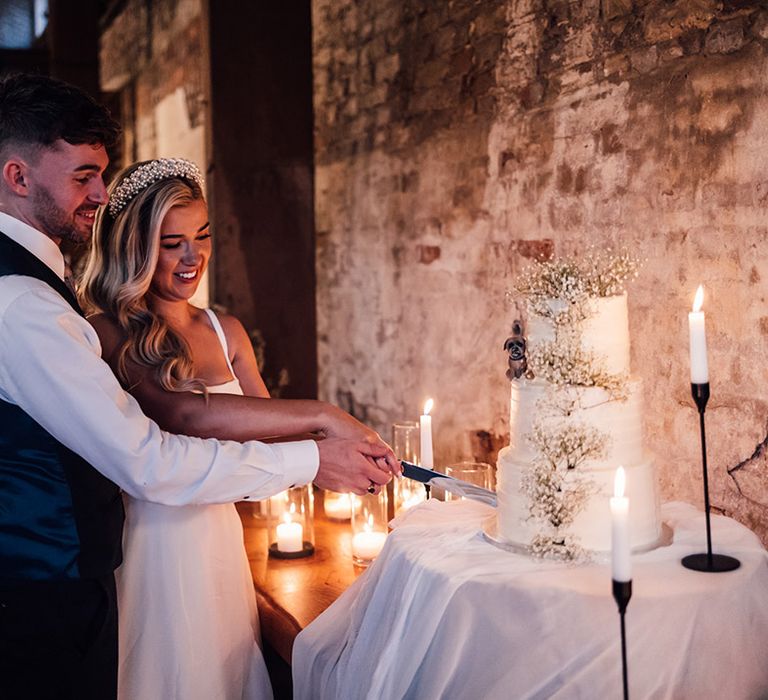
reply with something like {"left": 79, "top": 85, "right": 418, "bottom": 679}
{"left": 0, "top": 73, "right": 120, "bottom": 156}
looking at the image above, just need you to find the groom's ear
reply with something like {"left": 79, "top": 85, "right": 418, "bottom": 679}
{"left": 2, "top": 157, "right": 31, "bottom": 196}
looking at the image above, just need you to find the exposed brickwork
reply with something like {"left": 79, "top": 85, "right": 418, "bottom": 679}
{"left": 99, "top": 0, "right": 205, "bottom": 161}
{"left": 315, "top": 0, "right": 768, "bottom": 544}
{"left": 313, "top": 0, "right": 508, "bottom": 163}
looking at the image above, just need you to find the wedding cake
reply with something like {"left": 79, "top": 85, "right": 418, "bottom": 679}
{"left": 495, "top": 253, "right": 660, "bottom": 558}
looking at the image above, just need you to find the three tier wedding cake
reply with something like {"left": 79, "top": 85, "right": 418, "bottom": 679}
{"left": 495, "top": 252, "right": 661, "bottom": 559}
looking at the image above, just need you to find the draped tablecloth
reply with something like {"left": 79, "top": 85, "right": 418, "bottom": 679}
{"left": 292, "top": 501, "right": 768, "bottom": 700}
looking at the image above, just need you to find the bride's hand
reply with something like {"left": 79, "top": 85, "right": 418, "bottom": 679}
{"left": 320, "top": 404, "right": 401, "bottom": 476}
{"left": 315, "top": 438, "right": 398, "bottom": 494}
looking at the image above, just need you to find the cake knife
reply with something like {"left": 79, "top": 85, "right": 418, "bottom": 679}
{"left": 399, "top": 461, "right": 497, "bottom": 507}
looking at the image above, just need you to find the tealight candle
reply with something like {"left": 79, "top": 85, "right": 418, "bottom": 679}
{"left": 610, "top": 466, "right": 631, "bottom": 582}
{"left": 276, "top": 510, "right": 303, "bottom": 553}
{"left": 352, "top": 515, "right": 387, "bottom": 562}
{"left": 688, "top": 285, "right": 709, "bottom": 384}
{"left": 324, "top": 493, "right": 352, "bottom": 521}
{"left": 420, "top": 398, "right": 434, "bottom": 468}
{"left": 395, "top": 481, "right": 426, "bottom": 516}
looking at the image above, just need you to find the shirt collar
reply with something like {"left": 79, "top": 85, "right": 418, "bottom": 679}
{"left": 0, "top": 211, "right": 66, "bottom": 281}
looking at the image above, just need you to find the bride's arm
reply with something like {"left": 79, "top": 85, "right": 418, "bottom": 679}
{"left": 87, "top": 313, "right": 380, "bottom": 446}
{"left": 219, "top": 312, "right": 270, "bottom": 399}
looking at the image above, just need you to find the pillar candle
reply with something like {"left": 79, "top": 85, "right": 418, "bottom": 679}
{"left": 352, "top": 515, "right": 387, "bottom": 561}
{"left": 610, "top": 466, "right": 631, "bottom": 582}
{"left": 351, "top": 530, "right": 387, "bottom": 561}
{"left": 688, "top": 284, "right": 709, "bottom": 384}
{"left": 324, "top": 493, "right": 352, "bottom": 521}
{"left": 420, "top": 398, "right": 434, "bottom": 469}
{"left": 276, "top": 513, "right": 303, "bottom": 553}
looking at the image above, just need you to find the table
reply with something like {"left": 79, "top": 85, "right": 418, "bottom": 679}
{"left": 237, "top": 497, "right": 364, "bottom": 664}
{"left": 292, "top": 500, "right": 768, "bottom": 700}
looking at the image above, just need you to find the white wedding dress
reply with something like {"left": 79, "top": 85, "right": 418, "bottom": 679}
{"left": 116, "top": 309, "right": 273, "bottom": 700}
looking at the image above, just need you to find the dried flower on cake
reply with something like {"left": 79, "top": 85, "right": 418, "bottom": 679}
{"left": 507, "top": 249, "right": 640, "bottom": 560}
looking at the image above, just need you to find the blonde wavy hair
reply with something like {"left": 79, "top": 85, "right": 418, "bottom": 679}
{"left": 80, "top": 161, "right": 208, "bottom": 395}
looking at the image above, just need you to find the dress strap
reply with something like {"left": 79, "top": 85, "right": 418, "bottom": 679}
{"left": 203, "top": 308, "right": 236, "bottom": 375}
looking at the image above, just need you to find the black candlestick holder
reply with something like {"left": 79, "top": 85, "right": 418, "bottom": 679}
{"left": 613, "top": 579, "right": 632, "bottom": 700}
{"left": 681, "top": 382, "right": 740, "bottom": 573}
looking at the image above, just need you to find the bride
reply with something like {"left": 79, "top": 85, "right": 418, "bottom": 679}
{"left": 80, "top": 158, "right": 390, "bottom": 699}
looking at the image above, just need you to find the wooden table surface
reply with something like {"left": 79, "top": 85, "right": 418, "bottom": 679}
{"left": 237, "top": 494, "right": 365, "bottom": 664}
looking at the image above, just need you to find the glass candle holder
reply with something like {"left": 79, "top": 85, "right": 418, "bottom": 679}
{"left": 267, "top": 485, "right": 315, "bottom": 559}
{"left": 350, "top": 491, "right": 388, "bottom": 567}
{"left": 242, "top": 499, "right": 269, "bottom": 520}
{"left": 392, "top": 421, "right": 420, "bottom": 464}
{"left": 323, "top": 491, "right": 352, "bottom": 522}
{"left": 444, "top": 461, "right": 493, "bottom": 501}
{"left": 392, "top": 420, "right": 426, "bottom": 513}
{"left": 394, "top": 477, "right": 427, "bottom": 516}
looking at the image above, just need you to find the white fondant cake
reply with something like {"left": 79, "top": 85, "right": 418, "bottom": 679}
{"left": 496, "top": 290, "right": 660, "bottom": 555}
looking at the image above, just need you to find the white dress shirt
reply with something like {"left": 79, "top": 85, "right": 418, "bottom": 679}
{"left": 0, "top": 211, "right": 318, "bottom": 504}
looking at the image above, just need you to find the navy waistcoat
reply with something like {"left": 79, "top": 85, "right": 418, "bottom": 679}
{"left": 0, "top": 232, "right": 123, "bottom": 583}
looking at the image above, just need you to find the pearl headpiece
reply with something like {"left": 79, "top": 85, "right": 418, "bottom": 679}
{"left": 108, "top": 158, "right": 204, "bottom": 217}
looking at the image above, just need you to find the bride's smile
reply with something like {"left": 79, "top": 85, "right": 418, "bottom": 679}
{"left": 150, "top": 197, "right": 211, "bottom": 303}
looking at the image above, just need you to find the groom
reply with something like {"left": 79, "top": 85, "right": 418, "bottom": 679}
{"left": 0, "top": 73, "right": 397, "bottom": 700}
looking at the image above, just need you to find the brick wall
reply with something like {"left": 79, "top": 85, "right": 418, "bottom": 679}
{"left": 314, "top": 0, "right": 768, "bottom": 542}
{"left": 100, "top": 0, "right": 206, "bottom": 167}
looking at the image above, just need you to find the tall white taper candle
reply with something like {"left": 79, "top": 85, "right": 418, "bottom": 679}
{"left": 610, "top": 466, "right": 631, "bottom": 582}
{"left": 420, "top": 398, "right": 434, "bottom": 468}
{"left": 688, "top": 284, "right": 709, "bottom": 384}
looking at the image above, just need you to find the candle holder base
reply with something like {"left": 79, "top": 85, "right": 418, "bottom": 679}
{"left": 681, "top": 552, "right": 740, "bottom": 572}
{"left": 324, "top": 514, "right": 351, "bottom": 523}
{"left": 612, "top": 579, "right": 632, "bottom": 700}
{"left": 612, "top": 579, "right": 632, "bottom": 613}
{"left": 268, "top": 541, "right": 315, "bottom": 559}
{"left": 690, "top": 382, "right": 710, "bottom": 412}
{"left": 352, "top": 556, "right": 376, "bottom": 568}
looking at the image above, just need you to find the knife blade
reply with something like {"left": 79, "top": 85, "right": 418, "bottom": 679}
{"left": 400, "top": 460, "right": 497, "bottom": 507}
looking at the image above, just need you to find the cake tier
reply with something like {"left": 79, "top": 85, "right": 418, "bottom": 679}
{"left": 527, "top": 292, "right": 630, "bottom": 377}
{"left": 506, "top": 378, "right": 645, "bottom": 469}
{"left": 496, "top": 448, "right": 661, "bottom": 552}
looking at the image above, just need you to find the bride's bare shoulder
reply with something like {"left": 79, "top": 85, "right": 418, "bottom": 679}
{"left": 86, "top": 312, "right": 125, "bottom": 357}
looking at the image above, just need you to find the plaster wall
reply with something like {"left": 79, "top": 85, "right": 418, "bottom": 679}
{"left": 313, "top": 0, "right": 768, "bottom": 542}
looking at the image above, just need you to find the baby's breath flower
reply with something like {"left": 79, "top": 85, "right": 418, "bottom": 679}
{"left": 510, "top": 250, "right": 641, "bottom": 560}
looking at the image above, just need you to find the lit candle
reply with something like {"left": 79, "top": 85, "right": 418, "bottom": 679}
{"left": 395, "top": 482, "right": 426, "bottom": 516}
{"left": 610, "top": 466, "right": 631, "bottom": 582}
{"left": 688, "top": 285, "right": 709, "bottom": 384}
{"left": 276, "top": 508, "right": 303, "bottom": 553}
{"left": 324, "top": 492, "right": 352, "bottom": 521}
{"left": 420, "top": 398, "right": 434, "bottom": 468}
{"left": 351, "top": 515, "right": 387, "bottom": 561}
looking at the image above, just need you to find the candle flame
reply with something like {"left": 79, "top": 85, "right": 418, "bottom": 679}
{"left": 423, "top": 398, "right": 434, "bottom": 415}
{"left": 692, "top": 285, "right": 704, "bottom": 313}
{"left": 289, "top": 502, "right": 296, "bottom": 514}
{"left": 282, "top": 512, "right": 292, "bottom": 525}
{"left": 614, "top": 466, "right": 626, "bottom": 499}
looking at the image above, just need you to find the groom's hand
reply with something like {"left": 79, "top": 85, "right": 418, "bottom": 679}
{"left": 315, "top": 438, "right": 396, "bottom": 495}
{"left": 319, "top": 405, "right": 401, "bottom": 477}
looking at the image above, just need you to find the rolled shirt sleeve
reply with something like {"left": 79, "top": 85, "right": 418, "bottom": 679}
{"left": 0, "top": 278, "right": 319, "bottom": 505}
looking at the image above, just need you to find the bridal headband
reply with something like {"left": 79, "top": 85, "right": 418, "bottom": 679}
{"left": 108, "top": 158, "right": 204, "bottom": 217}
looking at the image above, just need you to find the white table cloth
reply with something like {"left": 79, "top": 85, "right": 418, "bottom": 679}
{"left": 293, "top": 501, "right": 768, "bottom": 700}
